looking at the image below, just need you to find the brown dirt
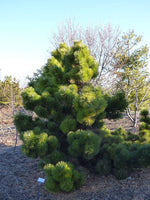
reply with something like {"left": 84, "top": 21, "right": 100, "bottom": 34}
{"left": 0, "top": 106, "right": 150, "bottom": 200}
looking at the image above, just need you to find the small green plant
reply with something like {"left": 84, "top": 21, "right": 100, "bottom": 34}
{"left": 68, "top": 130, "right": 101, "bottom": 159}
{"left": 139, "top": 109, "right": 150, "bottom": 143}
{"left": 44, "top": 161, "right": 85, "bottom": 192}
{"left": 96, "top": 158, "right": 112, "bottom": 176}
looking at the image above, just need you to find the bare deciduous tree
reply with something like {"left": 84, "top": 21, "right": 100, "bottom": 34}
{"left": 51, "top": 19, "right": 120, "bottom": 87}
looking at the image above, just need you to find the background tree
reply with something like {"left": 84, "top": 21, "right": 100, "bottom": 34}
{"left": 0, "top": 76, "right": 22, "bottom": 106}
{"left": 113, "top": 30, "right": 150, "bottom": 127}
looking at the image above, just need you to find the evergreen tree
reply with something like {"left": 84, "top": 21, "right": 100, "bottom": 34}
{"left": 16, "top": 41, "right": 150, "bottom": 193}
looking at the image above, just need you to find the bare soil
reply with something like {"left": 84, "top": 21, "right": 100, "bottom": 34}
{"left": 0, "top": 106, "right": 150, "bottom": 200}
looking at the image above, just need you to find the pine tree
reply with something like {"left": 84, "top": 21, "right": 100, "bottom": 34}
{"left": 14, "top": 41, "right": 137, "bottom": 193}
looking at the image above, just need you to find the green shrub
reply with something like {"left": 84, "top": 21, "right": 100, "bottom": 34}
{"left": 39, "top": 150, "right": 66, "bottom": 168}
{"left": 139, "top": 129, "right": 150, "bottom": 143}
{"left": 137, "top": 144, "right": 150, "bottom": 167}
{"left": 73, "top": 85, "right": 106, "bottom": 126}
{"left": 44, "top": 161, "right": 85, "bottom": 192}
{"left": 14, "top": 41, "right": 144, "bottom": 193}
{"left": 37, "top": 133, "right": 48, "bottom": 157}
{"left": 105, "top": 91, "right": 128, "bottom": 119}
{"left": 47, "top": 120, "right": 59, "bottom": 134}
{"left": 60, "top": 116, "right": 77, "bottom": 134}
{"left": 96, "top": 158, "right": 112, "bottom": 176}
{"left": 21, "top": 87, "right": 41, "bottom": 110}
{"left": 47, "top": 135, "right": 59, "bottom": 153}
{"left": 129, "top": 143, "right": 141, "bottom": 168}
{"left": 101, "top": 132, "right": 124, "bottom": 145}
{"left": 111, "top": 127, "right": 127, "bottom": 138}
{"left": 140, "top": 109, "right": 149, "bottom": 118}
{"left": 14, "top": 113, "right": 33, "bottom": 133}
{"left": 113, "top": 147, "right": 130, "bottom": 169}
{"left": 68, "top": 130, "right": 101, "bottom": 159}
{"left": 47, "top": 150, "right": 66, "bottom": 164}
{"left": 113, "top": 168, "right": 129, "bottom": 180}
{"left": 140, "top": 109, "right": 150, "bottom": 124}
{"left": 34, "top": 105, "right": 48, "bottom": 118}
{"left": 139, "top": 122, "right": 149, "bottom": 131}
{"left": 22, "top": 131, "right": 39, "bottom": 158}
{"left": 126, "top": 131, "right": 140, "bottom": 143}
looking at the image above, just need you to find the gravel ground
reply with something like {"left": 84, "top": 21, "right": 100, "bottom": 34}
{"left": 0, "top": 146, "right": 150, "bottom": 200}
{"left": 1, "top": 106, "right": 150, "bottom": 200}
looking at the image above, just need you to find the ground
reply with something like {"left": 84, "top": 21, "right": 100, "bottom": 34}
{"left": 0, "top": 106, "right": 150, "bottom": 200}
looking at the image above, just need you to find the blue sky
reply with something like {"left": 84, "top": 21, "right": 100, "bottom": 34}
{"left": 0, "top": 0, "right": 150, "bottom": 85}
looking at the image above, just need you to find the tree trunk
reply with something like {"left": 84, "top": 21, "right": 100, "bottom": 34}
{"left": 133, "top": 88, "right": 138, "bottom": 127}
{"left": 133, "top": 108, "right": 138, "bottom": 127}
{"left": 126, "top": 107, "right": 138, "bottom": 127}
{"left": 126, "top": 108, "right": 134, "bottom": 122}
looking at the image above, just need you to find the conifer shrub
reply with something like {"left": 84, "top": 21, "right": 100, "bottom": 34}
{"left": 139, "top": 109, "right": 150, "bottom": 128}
{"left": 44, "top": 161, "right": 85, "bottom": 192}
{"left": 22, "top": 131, "right": 39, "bottom": 158}
{"left": 139, "top": 122, "right": 149, "bottom": 131}
{"left": 68, "top": 130, "right": 101, "bottom": 159}
{"left": 14, "top": 41, "right": 150, "bottom": 192}
{"left": 60, "top": 116, "right": 77, "bottom": 134}
{"left": 105, "top": 91, "right": 128, "bottom": 119}
{"left": 128, "top": 143, "right": 141, "bottom": 168}
{"left": 112, "top": 168, "right": 130, "bottom": 180}
{"left": 14, "top": 113, "right": 34, "bottom": 133}
{"left": 126, "top": 131, "right": 140, "bottom": 143}
{"left": 139, "top": 109, "right": 150, "bottom": 143}
{"left": 137, "top": 144, "right": 150, "bottom": 167}
{"left": 39, "top": 150, "right": 66, "bottom": 168}
{"left": 140, "top": 109, "right": 149, "bottom": 120}
{"left": 94, "top": 128, "right": 150, "bottom": 179}
{"left": 96, "top": 158, "right": 112, "bottom": 176}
